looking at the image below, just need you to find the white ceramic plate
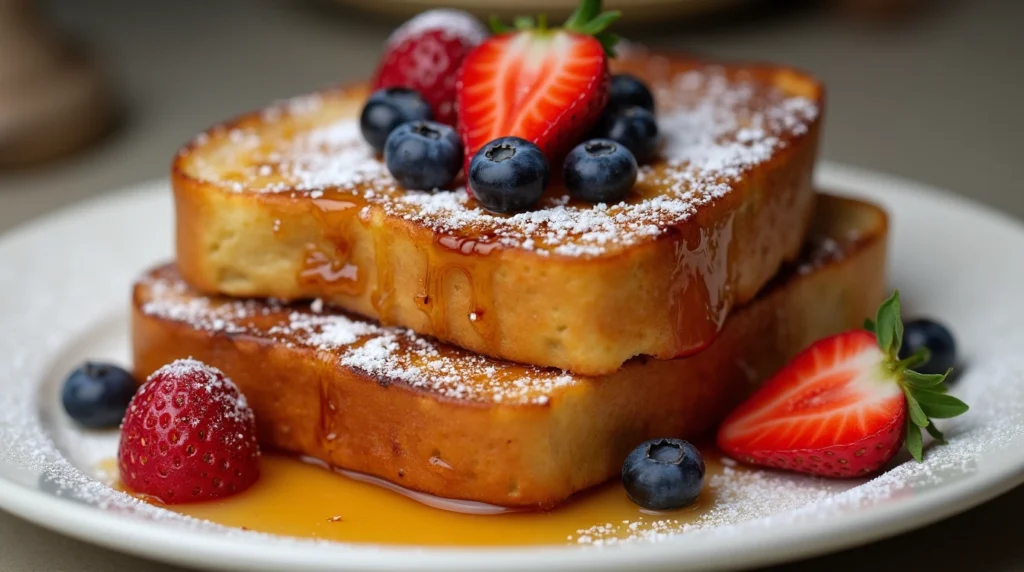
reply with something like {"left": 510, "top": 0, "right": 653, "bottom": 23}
{"left": 0, "top": 163, "right": 1022, "bottom": 572}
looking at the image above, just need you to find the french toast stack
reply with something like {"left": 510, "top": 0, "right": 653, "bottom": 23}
{"left": 131, "top": 24, "right": 889, "bottom": 508}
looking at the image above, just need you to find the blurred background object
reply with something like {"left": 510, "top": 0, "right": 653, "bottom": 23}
{"left": 3, "top": 0, "right": 1016, "bottom": 234}
{"left": 0, "top": 0, "right": 947, "bottom": 169}
{"left": 329, "top": 0, "right": 754, "bottom": 22}
{"left": 833, "top": 0, "right": 927, "bottom": 22}
{"left": 329, "top": 0, "right": 930, "bottom": 23}
{"left": 0, "top": 0, "right": 114, "bottom": 166}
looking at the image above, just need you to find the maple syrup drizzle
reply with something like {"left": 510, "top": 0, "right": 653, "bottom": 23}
{"left": 436, "top": 235, "right": 504, "bottom": 256}
{"left": 668, "top": 213, "right": 737, "bottom": 357}
{"left": 298, "top": 248, "right": 361, "bottom": 294}
{"left": 416, "top": 262, "right": 451, "bottom": 340}
{"left": 288, "top": 191, "right": 504, "bottom": 346}
{"left": 128, "top": 452, "right": 727, "bottom": 547}
{"left": 297, "top": 195, "right": 368, "bottom": 297}
{"left": 413, "top": 235, "right": 502, "bottom": 348}
{"left": 466, "top": 274, "right": 497, "bottom": 343}
{"left": 286, "top": 178, "right": 739, "bottom": 365}
{"left": 434, "top": 235, "right": 501, "bottom": 343}
{"left": 369, "top": 230, "right": 397, "bottom": 324}
{"left": 316, "top": 378, "right": 337, "bottom": 447}
{"left": 282, "top": 176, "right": 745, "bottom": 366}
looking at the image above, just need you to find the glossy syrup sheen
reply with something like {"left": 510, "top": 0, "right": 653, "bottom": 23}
{"left": 131, "top": 452, "right": 729, "bottom": 547}
{"left": 289, "top": 187, "right": 737, "bottom": 362}
{"left": 299, "top": 189, "right": 508, "bottom": 347}
{"left": 299, "top": 197, "right": 366, "bottom": 297}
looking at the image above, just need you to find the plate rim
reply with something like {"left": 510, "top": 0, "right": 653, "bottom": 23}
{"left": 1, "top": 162, "right": 1023, "bottom": 572}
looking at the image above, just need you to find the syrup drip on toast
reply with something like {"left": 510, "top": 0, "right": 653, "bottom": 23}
{"left": 294, "top": 189, "right": 504, "bottom": 349}
{"left": 668, "top": 213, "right": 737, "bottom": 357}
{"left": 415, "top": 263, "right": 449, "bottom": 339}
{"left": 432, "top": 235, "right": 500, "bottom": 342}
{"left": 298, "top": 196, "right": 369, "bottom": 296}
{"left": 299, "top": 248, "right": 361, "bottom": 293}
{"left": 370, "top": 229, "right": 397, "bottom": 324}
{"left": 436, "top": 235, "right": 503, "bottom": 256}
{"left": 413, "top": 238, "right": 500, "bottom": 349}
{"left": 316, "top": 378, "right": 339, "bottom": 447}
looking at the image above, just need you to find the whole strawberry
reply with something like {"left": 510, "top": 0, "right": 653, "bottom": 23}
{"left": 371, "top": 9, "right": 489, "bottom": 126}
{"left": 717, "top": 291, "right": 968, "bottom": 478}
{"left": 118, "top": 358, "right": 260, "bottom": 504}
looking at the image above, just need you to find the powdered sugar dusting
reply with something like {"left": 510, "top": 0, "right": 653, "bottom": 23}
{"left": 178, "top": 66, "right": 819, "bottom": 257}
{"left": 385, "top": 9, "right": 489, "bottom": 48}
{"left": 138, "top": 358, "right": 255, "bottom": 431}
{"left": 138, "top": 267, "right": 575, "bottom": 405}
{"left": 569, "top": 346, "right": 1024, "bottom": 546}
{"left": 281, "top": 121, "right": 386, "bottom": 191}
{"left": 1, "top": 178, "right": 1023, "bottom": 555}
{"left": 570, "top": 463, "right": 852, "bottom": 546}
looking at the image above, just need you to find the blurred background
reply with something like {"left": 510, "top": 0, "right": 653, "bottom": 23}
{"left": 0, "top": 0, "right": 1021, "bottom": 570}
{"left": 0, "top": 0, "right": 1021, "bottom": 232}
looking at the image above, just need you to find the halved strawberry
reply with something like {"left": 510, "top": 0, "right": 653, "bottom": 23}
{"left": 717, "top": 291, "right": 969, "bottom": 478}
{"left": 456, "top": 0, "right": 619, "bottom": 170}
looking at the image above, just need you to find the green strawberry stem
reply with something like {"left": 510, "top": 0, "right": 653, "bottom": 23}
{"left": 488, "top": 0, "right": 622, "bottom": 56}
{"left": 871, "top": 290, "right": 969, "bottom": 461}
{"left": 897, "top": 346, "right": 931, "bottom": 370}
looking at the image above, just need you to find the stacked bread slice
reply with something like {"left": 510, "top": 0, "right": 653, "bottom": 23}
{"left": 132, "top": 50, "right": 888, "bottom": 508}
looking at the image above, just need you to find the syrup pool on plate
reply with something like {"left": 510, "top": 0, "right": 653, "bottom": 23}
{"left": 114, "top": 451, "right": 733, "bottom": 547}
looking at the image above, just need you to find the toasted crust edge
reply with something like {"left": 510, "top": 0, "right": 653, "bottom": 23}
{"left": 170, "top": 52, "right": 826, "bottom": 375}
{"left": 133, "top": 194, "right": 886, "bottom": 508}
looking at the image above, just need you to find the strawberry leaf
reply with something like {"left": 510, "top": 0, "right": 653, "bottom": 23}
{"left": 561, "top": 0, "right": 621, "bottom": 56}
{"left": 925, "top": 422, "right": 947, "bottom": 444}
{"left": 905, "top": 417, "right": 923, "bottom": 462}
{"left": 870, "top": 290, "right": 969, "bottom": 462}
{"left": 489, "top": 16, "right": 510, "bottom": 34}
{"left": 874, "top": 290, "right": 902, "bottom": 356}
{"left": 565, "top": 0, "right": 601, "bottom": 29}
{"left": 913, "top": 390, "right": 969, "bottom": 419}
{"left": 492, "top": 0, "right": 622, "bottom": 55}
{"left": 580, "top": 10, "right": 622, "bottom": 35}
{"left": 904, "top": 389, "right": 930, "bottom": 428}
{"left": 904, "top": 369, "right": 946, "bottom": 389}
{"left": 898, "top": 346, "right": 932, "bottom": 371}
{"left": 514, "top": 16, "right": 535, "bottom": 30}
{"left": 596, "top": 31, "right": 620, "bottom": 57}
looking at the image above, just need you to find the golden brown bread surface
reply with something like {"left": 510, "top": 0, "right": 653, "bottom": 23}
{"left": 133, "top": 194, "right": 886, "bottom": 508}
{"left": 171, "top": 51, "right": 824, "bottom": 375}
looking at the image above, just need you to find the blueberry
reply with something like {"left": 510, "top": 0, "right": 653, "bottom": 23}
{"left": 359, "top": 87, "right": 433, "bottom": 153}
{"left": 61, "top": 362, "right": 137, "bottom": 429}
{"left": 609, "top": 74, "right": 655, "bottom": 113}
{"left": 593, "top": 106, "right": 659, "bottom": 164}
{"left": 468, "top": 137, "right": 549, "bottom": 213}
{"left": 899, "top": 318, "right": 957, "bottom": 376}
{"left": 563, "top": 139, "right": 637, "bottom": 204}
{"left": 622, "top": 438, "right": 705, "bottom": 511}
{"left": 383, "top": 120, "right": 463, "bottom": 191}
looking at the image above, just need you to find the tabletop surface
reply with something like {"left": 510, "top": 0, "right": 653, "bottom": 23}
{"left": 1, "top": 0, "right": 1021, "bottom": 570}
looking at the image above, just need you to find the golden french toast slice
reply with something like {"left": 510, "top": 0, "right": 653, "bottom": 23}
{"left": 172, "top": 51, "right": 824, "bottom": 375}
{"left": 134, "top": 195, "right": 886, "bottom": 508}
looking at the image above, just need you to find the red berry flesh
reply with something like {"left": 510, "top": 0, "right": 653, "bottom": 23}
{"left": 372, "top": 9, "right": 488, "bottom": 126}
{"left": 118, "top": 358, "right": 260, "bottom": 504}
